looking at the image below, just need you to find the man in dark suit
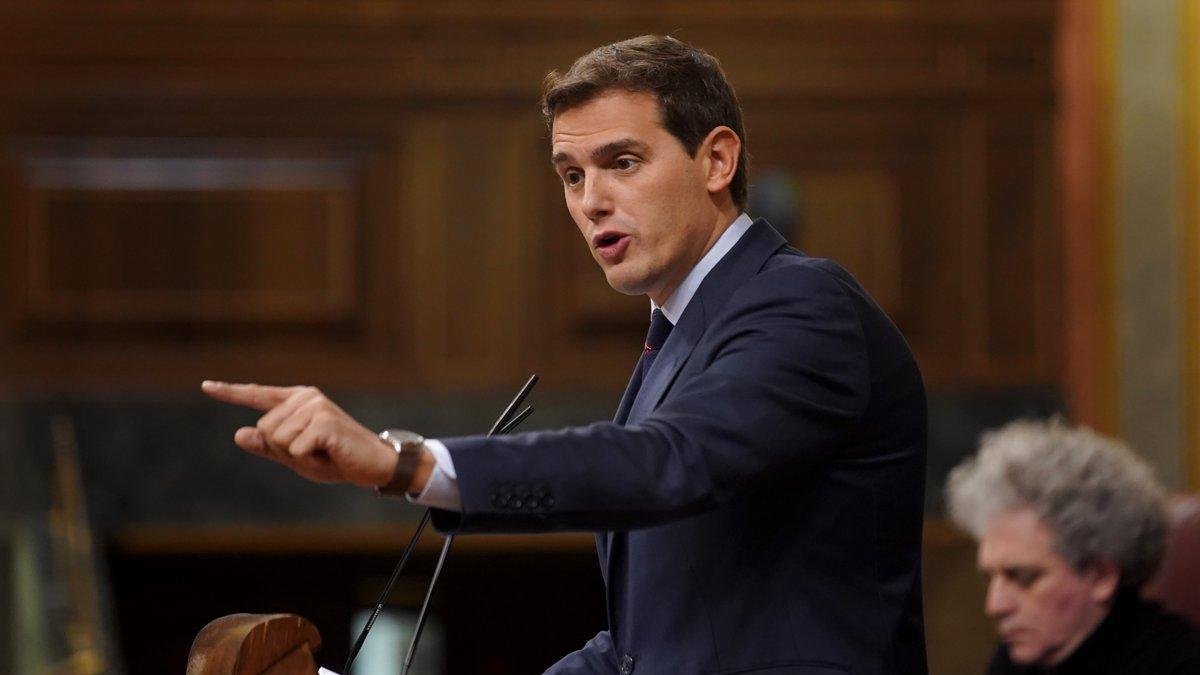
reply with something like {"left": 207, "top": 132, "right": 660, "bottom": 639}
{"left": 204, "top": 35, "right": 928, "bottom": 675}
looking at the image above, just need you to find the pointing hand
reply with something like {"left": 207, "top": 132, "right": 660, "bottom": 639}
{"left": 201, "top": 381, "right": 400, "bottom": 488}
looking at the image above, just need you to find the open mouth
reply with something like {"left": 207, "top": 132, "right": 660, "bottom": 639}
{"left": 596, "top": 232, "right": 623, "bottom": 248}
{"left": 593, "top": 231, "right": 630, "bottom": 262}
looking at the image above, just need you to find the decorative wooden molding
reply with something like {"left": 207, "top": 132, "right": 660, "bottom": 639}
{"left": 1059, "top": 0, "right": 1119, "bottom": 433}
{"left": 111, "top": 522, "right": 597, "bottom": 556}
{"left": 0, "top": 2, "right": 1055, "bottom": 104}
{"left": 112, "top": 520, "right": 970, "bottom": 556}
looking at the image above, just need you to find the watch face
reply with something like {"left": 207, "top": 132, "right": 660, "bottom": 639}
{"left": 381, "top": 429, "right": 424, "bottom": 445}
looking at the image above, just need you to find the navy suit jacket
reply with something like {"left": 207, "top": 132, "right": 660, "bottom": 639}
{"left": 434, "top": 219, "right": 928, "bottom": 675}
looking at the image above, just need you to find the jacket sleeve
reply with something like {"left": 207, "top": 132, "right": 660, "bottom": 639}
{"left": 541, "top": 630, "right": 618, "bottom": 675}
{"left": 431, "top": 263, "right": 870, "bottom": 534}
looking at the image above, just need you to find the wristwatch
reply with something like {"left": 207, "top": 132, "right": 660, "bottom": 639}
{"left": 375, "top": 429, "right": 426, "bottom": 497}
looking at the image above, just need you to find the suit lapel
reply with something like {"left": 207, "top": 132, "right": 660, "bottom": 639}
{"left": 612, "top": 352, "right": 645, "bottom": 425}
{"left": 601, "top": 219, "right": 788, "bottom": 629}
{"left": 626, "top": 305, "right": 704, "bottom": 424}
{"left": 625, "top": 219, "right": 787, "bottom": 425}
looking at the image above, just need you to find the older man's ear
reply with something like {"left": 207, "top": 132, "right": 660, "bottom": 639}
{"left": 1085, "top": 558, "right": 1121, "bottom": 605}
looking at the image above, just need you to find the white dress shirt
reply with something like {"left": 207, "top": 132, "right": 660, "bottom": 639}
{"left": 407, "top": 213, "right": 756, "bottom": 510}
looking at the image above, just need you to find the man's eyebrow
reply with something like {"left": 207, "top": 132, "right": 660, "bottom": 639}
{"left": 550, "top": 138, "right": 646, "bottom": 166}
{"left": 589, "top": 138, "right": 645, "bottom": 163}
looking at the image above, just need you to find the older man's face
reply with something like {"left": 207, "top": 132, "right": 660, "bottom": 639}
{"left": 977, "top": 508, "right": 1117, "bottom": 667}
{"left": 550, "top": 89, "right": 724, "bottom": 306}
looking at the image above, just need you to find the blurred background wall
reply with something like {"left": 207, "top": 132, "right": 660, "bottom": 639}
{"left": 0, "top": 1, "right": 1195, "bottom": 674}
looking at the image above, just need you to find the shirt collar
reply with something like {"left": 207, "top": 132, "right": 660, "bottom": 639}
{"left": 651, "top": 213, "right": 754, "bottom": 324}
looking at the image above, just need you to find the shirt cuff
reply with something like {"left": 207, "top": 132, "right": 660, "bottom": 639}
{"left": 405, "top": 438, "right": 462, "bottom": 511}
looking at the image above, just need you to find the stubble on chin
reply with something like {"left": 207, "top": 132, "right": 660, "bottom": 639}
{"left": 604, "top": 272, "right": 646, "bottom": 297}
{"left": 602, "top": 262, "right": 658, "bottom": 297}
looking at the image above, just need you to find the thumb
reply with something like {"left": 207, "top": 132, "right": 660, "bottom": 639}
{"left": 234, "top": 426, "right": 269, "bottom": 455}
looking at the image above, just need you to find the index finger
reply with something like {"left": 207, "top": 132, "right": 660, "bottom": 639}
{"left": 201, "top": 381, "right": 305, "bottom": 411}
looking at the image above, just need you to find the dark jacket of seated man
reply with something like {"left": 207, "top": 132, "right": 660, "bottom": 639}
{"left": 987, "top": 590, "right": 1200, "bottom": 674}
{"left": 947, "top": 419, "right": 1200, "bottom": 675}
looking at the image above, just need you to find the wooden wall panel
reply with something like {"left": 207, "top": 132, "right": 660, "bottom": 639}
{"left": 983, "top": 116, "right": 1058, "bottom": 378}
{"left": 0, "top": 0, "right": 1059, "bottom": 394}
{"left": 792, "top": 171, "right": 904, "bottom": 314}
{"left": 403, "top": 111, "right": 547, "bottom": 387}
{"left": 744, "top": 110, "right": 970, "bottom": 385}
{"left": 19, "top": 150, "right": 358, "bottom": 324}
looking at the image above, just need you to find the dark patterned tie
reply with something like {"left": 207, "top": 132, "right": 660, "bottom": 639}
{"left": 637, "top": 308, "right": 674, "bottom": 386}
{"left": 616, "top": 309, "right": 675, "bottom": 426}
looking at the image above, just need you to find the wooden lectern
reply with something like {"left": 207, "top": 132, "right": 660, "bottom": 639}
{"left": 187, "top": 614, "right": 323, "bottom": 675}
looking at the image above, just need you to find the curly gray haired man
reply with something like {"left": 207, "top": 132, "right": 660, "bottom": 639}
{"left": 946, "top": 418, "right": 1200, "bottom": 675}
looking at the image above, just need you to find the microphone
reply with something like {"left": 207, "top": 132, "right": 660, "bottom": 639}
{"left": 344, "top": 374, "right": 539, "bottom": 675}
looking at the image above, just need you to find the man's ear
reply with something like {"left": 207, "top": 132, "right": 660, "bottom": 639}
{"left": 1085, "top": 558, "right": 1121, "bottom": 604}
{"left": 700, "top": 125, "right": 740, "bottom": 196}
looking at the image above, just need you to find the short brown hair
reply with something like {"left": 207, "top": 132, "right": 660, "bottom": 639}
{"left": 541, "top": 35, "right": 749, "bottom": 209}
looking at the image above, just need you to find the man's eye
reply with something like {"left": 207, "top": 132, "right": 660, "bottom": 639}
{"left": 615, "top": 157, "right": 638, "bottom": 171}
{"left": 1006, "top": 568, "right": 1043, "bottom": 589}
{"left": 564, "top": 171, "right": 582, "bottom": 186}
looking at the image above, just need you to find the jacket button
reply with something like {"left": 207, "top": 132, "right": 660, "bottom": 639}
{"left": 541, "top": 495, "right": 555, "bottom": 508}
{"left": 618, "top": 654, "right": 634, "bottom": 675}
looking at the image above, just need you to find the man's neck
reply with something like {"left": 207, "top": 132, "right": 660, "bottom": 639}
{"left": 1045, "top": 598, "right": 1116, "bottom": 667}
{"left": 651, "top": 211, "right": 753, "bottom": 324}
{"left": 649, "top": 204, "right": 741, "bottom": 307}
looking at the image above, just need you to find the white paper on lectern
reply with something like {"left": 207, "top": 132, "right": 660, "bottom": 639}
{"left": 318, "top": 668, "right": 341, "bottom": 675}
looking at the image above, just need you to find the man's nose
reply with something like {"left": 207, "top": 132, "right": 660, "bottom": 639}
{"left": 984, "top": 578, "right": 1015, "bottom": 618}
{"left": 581, "top": 173, "right": 612, "bottom": 222}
